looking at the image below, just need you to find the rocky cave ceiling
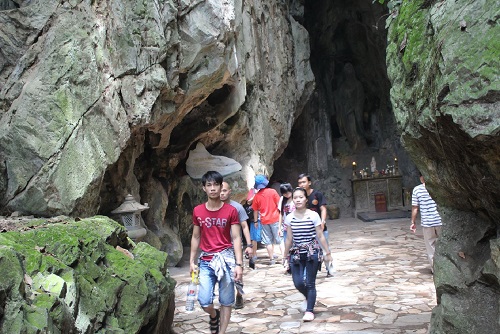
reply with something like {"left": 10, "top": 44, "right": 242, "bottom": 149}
{"left": 95, "top": 0, "right": 414, "bottom": 223}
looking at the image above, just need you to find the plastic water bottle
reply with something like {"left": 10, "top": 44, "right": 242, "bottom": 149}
{"left": 185, "top": 269, "right": 198, "bottom": 312}
{"left": 185, "top": 282, "right": 197, "bottom": 312}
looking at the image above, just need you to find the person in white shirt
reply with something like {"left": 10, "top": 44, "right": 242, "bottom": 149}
{"left": 411, "top": 173, "right": 442, "bottom": 273}
{"left": 283, "top": 187, "right": 332, "bottom": 322}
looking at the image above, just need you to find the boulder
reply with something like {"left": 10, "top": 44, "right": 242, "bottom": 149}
{"left": 386, "top": 0, "right": 500, "bottom": 332}
{"left": 0, "top": 216, "right": 175, "bottom": 333}
{"left": 326, "top": 204, "right": 340, "bottom": 220}
{"left": 186, "top": 142, "right": 242, "bottom": 179}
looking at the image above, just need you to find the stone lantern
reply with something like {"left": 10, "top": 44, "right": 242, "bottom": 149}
{"left": 111, "top": 194, "right": 148, "bottom": 240}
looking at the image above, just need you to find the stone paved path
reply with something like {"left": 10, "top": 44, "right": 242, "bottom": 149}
{"left": 170, "top": 218, "right": 435, "bottom": 333}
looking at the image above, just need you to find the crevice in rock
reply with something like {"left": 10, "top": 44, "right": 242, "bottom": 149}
{"left": 207, "top": 84, "right": 231, "bottom": 106}
{"left": 437, "top": 84, "right": 450, "bottom": 103}
{"left": 273, "top": 0, "right": 408, "bottom": 215}
{"left": 407, "top": 62, "right": 419, "bottom": 86}
{"left": 0, "top": 0, "right": 20, "bottom": 11}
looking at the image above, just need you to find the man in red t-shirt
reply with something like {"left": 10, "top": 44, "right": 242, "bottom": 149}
{"left": 190, "top": 171, "right": 243, "bottom": 334}
{"left": 251, "top": 174, "right": 283, "bottom": 265}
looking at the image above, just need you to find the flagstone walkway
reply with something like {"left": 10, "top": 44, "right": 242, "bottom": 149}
{"left": 170, "top": 217, "right": 435, "bottom": 333}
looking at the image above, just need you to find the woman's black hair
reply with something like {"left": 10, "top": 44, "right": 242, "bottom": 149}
{"left": 279, "top": 183, "right": 293, "bottom": 195}
{"left": 279, "top": 183, "right": 293, "bottom": 214}
{"left": 293, "top": 187, "right": 308, "bottom": 197}
{"left": 291, "top": 188, "right": 308, "bottom": 211}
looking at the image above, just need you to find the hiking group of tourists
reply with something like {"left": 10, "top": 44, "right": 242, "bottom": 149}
{"left": 189, "top": 170, "right": 441, "bottom": 334}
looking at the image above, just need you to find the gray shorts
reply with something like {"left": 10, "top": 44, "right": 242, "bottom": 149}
{"left": 261, "top": 222, "right": 282, "bottom": 245}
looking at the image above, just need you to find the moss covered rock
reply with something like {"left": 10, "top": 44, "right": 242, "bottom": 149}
{"left": 0, "top": 216, "right": 175, "bottom": 333}
{"left": 386, "top": 0, "right": 499, "bottom": 333}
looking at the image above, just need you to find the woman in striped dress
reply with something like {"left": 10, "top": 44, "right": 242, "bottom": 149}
{"left": 283, "top": 187, "right": 332, "bottom": 322}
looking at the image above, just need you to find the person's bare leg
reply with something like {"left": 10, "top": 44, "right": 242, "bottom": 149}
{"left": 266, "top": 244, "right": 274, "bottom": 260}
{"left": 219, "top": 305, "right": 232, "bottom": 333}
{"left": 203, "top": 304, "right": 216, "bottom": 317}
{"left": 252, "top": 240, "right": 258, "bottom": 257}
{"left": 203, "top": 304, "right": 219, "bottom": 333}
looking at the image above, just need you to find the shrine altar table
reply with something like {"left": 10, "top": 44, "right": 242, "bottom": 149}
{"left": 351, "top": 175, "right": 403, "bottom": 214}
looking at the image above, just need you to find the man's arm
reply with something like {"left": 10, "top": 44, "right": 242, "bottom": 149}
{"left": 320, "top": 205, "right": 328, "bottom": 230}
{"left": 189, "top": 225, "right": 201, "bottom": 273}
{"left": 231, "top": 224, "right": 243, "bottom": 281}
{"left": 252, "top": 196, "right": 260, "bottom": 223}
{"left": 240, "top": 220, "right": 254, "bottom": 257}
{"left": 410, "top": 205, "right": 419, "bottom": 232}
{"left": 315, "top": 224, "right": 332, "bottom": 262}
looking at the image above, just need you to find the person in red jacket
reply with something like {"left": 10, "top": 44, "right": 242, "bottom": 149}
{"left": 251, "top": 174, "right": 283, "bottom": 265}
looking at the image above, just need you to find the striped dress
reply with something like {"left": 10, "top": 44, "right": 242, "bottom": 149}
{"left": 411, "top": 184, "right": 442, "bottom": 227}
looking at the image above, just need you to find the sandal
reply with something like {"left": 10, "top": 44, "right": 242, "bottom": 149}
{"left": 209, "top": 309, "right": 220, "bottom": 334}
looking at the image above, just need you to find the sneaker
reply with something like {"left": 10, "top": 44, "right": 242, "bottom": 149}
{"left": 234, "top": 294, "right": 244, "bottom": 309}
{"left": 299, "top": 300, "right": 307, "bottom": 312}
{"left": 270, "top": 259, "right": 276, "bottom": 265}
{"left": 273, "top": 254, "right": 279, "bottom": 259}
{"left": 302, "top": 311, "right": 315, "bottom": 322}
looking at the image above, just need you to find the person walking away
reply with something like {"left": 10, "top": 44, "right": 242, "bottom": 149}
{"left": 244, "top": 188, "right": 260, "bottom": 266}
{"left": 297, "top": 173, "right": 331, "bottom": 276}
{"left": 410, "top": 173, "right": 442, "bottom": 274}
{"left": 251, "top": 174, "right": 283, "bottom": 265}
{"left": 278, "top": 183, "right": 295, "bottom": 269}
{"left": 189, "top": 171, "right": 244, "bottom": 334}
{"left": 220, "top": 181, "right": 253, "bottom": 309}
{"left": 284, "top": 187, "right": 332, "bottom": 322}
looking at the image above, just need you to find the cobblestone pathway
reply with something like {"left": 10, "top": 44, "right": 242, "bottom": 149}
{"left": 170, "top": 218, "right": 435, "bottom": 333}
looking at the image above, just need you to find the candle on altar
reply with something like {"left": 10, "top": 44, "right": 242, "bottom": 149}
{"left": 352, "top": 162, "right": 357, "bottom": 171}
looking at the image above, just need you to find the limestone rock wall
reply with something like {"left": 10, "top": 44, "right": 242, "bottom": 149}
{"left": 0, "top": 0, "right": 314, "bottom": 262}
{"left": 273, "top": 0, "right": 412, "bottom": 217}
{"left": 0, "top": 216, "right": 175, "bottom": 333}
{"left": 386, "top": 0, "right": 500, "bottom": 332}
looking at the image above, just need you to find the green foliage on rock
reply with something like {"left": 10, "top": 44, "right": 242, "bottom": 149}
{"left": 387, "top": 0, "right": 499, "bottom": 137}
{"left": 386, "top": 1, "right": 500, "bottom": 333}
{"left": 0, "top": 216, "right": 175, "bottom": 333}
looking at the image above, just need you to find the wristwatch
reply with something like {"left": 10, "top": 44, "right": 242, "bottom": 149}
{"left": 235, "top": 263, "right": 243, "bottom": 267}
{"left": 246, "top": 244, "right": 253, "bottom": 248}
